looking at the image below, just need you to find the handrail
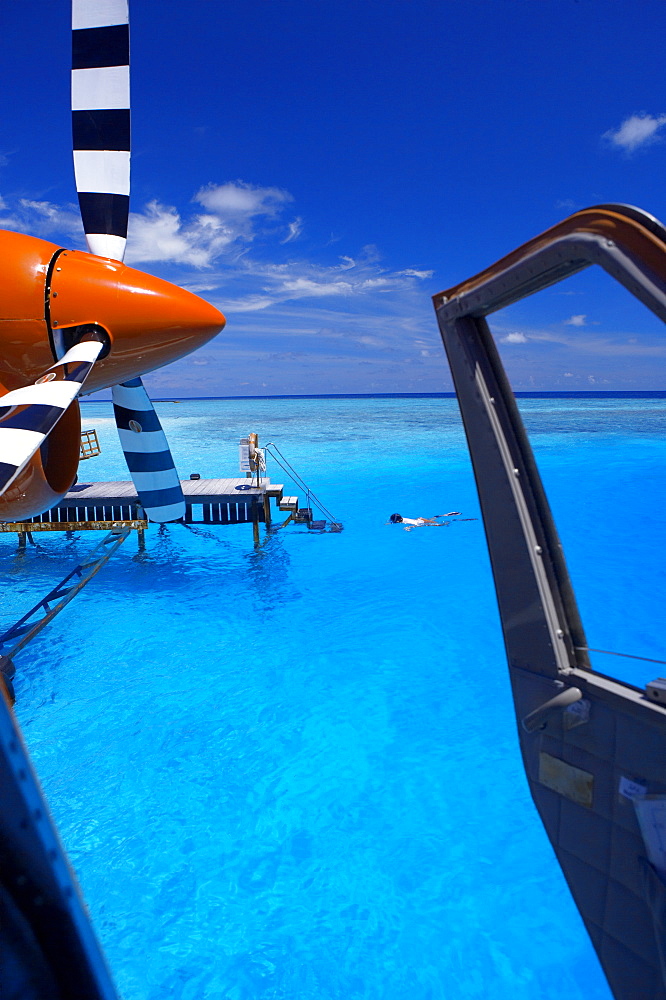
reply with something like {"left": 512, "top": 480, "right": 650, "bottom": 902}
{"left": 433, "top": 204, "right": 666, "bottom": 322}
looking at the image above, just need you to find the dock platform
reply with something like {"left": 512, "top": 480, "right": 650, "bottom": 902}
{"left": 0, "top": 478, "right": 285, "bottom": 532}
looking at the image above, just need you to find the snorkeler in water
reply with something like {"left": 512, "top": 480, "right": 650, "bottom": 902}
{"left": 389, "top": 513, "right": 461, "bottom": 526}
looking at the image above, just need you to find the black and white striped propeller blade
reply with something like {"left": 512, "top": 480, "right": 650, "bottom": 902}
{"left": 112, "top": 380, "right": 186, "bottom": 523}
{"left": 113, "top": 376, "right": 186, "bottom": 523}
{"left": 72, "top": 0, "right": 130, "bottom": 262}
{"left": 0, "top": 341, "right": 103, "bottom": 496}
{"left": 72, "top": 0, "right": 186, "bottom": 522}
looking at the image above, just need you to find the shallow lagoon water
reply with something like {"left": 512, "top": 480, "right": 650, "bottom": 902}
{"left": 5, "top": 396, "right": 664, "bottom": 999}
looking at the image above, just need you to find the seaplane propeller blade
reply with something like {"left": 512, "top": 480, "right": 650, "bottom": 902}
{"left": 112, "top": 379, "right": 186, "bottom": 523}
{"left": 72, "top": 0, "right": 186, "bottom": 523}
{"left": 72, "top": 0, "right": 130, "bottom": 263}
{"left": 0, "top": 340, "right": 104, "bottom": 497}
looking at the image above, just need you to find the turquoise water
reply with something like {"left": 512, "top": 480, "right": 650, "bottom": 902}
{"left": 6, "top": 396, "right": 665, "bottom": 999}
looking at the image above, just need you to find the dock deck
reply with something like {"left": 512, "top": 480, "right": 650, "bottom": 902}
{"left": 0, "top": 478, "right": 285, "bottom": 531}
{"left": 64, "top": 477, "right": 283, "bottom": 505}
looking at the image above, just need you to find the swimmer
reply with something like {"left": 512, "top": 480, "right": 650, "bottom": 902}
{"left": 389, "top": 513, "right": 460, "bottom": 526}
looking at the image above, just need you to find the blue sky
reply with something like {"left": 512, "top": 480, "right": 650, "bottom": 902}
{"left": 2, "top": 0, "right": 666, "bottom": 394}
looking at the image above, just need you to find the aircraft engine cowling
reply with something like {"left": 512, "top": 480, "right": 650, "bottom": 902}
{"left": 0, "top": 397, "right": 81, "bottom": 522}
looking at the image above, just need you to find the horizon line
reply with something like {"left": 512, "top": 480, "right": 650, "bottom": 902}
{"left": 82, "top": 390, "right": 666, "bottom": 402}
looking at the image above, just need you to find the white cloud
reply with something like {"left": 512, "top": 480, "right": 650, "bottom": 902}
{"left": 397, "top": 268, "right": 435, "bottom": 279}
{"left": 1, "top": 180, "right": 435, "bottom": 323}
{"left": 221, "top": 295, "right": 276, "bottom": 313}
{"left": 122, "top": 181, "right": 296, "bottom": 266}
{"left": 358, "top": 277, "right": 391, "bottom": 290}
{"left": 281, "top": 217, "right": 303, "bottom": 243}
{"left": 194, "top": 181, "right": 291, "bottom": 218}
{"left": 183, "top": 281, "right": 219, "bottom": 293}
{"left": 565, "top": 314, "right": 587, "bottom": 326}
{"left": 492, "top": 321, "right": 666, "bottom": 358}
{"left": 500, "top": 332, "right": 528, "bottom": 344}
{"left": 604, "top": 113, "right": 666, "bottom": 153}
{"left": 279, "top": 276, "right": 353, "bottom": 297}
{"left": 216, "top": 252, "right": 433, "bottom": 314}
{"left": 357, "top": 335, "right": 387, "bottom": 347}
{"left": 338, "top": 256, "right": 356, "bottom": 270}
{"left": 126, "top": 201, "right": 232, "bottom": 267}
{"left": 0, "top": 197, "right": 83, "bottom": 239}
{"left": 360, "top": 244, "right": 382, "bottom": 264}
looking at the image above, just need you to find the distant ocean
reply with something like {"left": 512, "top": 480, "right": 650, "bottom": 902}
{"left": 6, "top": 393, "right": 664, "bottom": 999}
{"left": 127, "top": 390, "right": 666, "bottom": 401}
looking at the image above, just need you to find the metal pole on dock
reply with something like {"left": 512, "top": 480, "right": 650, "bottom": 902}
{"left": 136, "top": 504, "right": 146, "bottom": 551}
{"left": 251, "top": 500, "right": 260, "bottom": 548}
{"left": 263, "top": 491, "right": 271, "bottom": 527}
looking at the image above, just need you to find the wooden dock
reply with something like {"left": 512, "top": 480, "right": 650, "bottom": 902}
{"left": 0, "top": 477, "right": 286, "bottom": 533}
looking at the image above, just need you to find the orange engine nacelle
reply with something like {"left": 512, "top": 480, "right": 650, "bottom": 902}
{"left": 0, "top": 228, "right": 226, "bottom": 521}
{"left": 0, "top": 396, "right": 81, "bottom": 522}
{"left": 0, "top": 229, "right": 225, "bottom": 392}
